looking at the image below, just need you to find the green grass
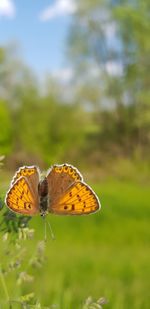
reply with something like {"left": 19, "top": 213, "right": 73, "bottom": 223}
{"left": 0, "top": 178, "right": 150, "bottom": 308}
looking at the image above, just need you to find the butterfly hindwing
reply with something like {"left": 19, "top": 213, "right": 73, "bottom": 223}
{"left": 5, "top": 176, "right": 39, "bottom": 215}
{"left": 49, "top": 181, "right": 100, "bottom": 215}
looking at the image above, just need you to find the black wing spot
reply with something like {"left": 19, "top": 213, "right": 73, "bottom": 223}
{"left": 72, "top": 204, "right": 75, "bottom": 211}
{"left": 24, "top": 202, "right": 32, "bottom": 209}
{"left": 83, "top": 202, "right": 86, "bottom": 208}
{"left": 77, "top": 194, "right": 81, "bottom": 202}
{"left": 20, "top": 193, "right": 24, "bottom": 199}
{"left": 64, "top": 205, "right": 68, "bottom": 210}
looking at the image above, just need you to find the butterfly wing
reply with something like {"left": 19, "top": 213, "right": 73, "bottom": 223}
{"left": 46, "top": 164, "right": 83, "bottom": 206}
{"left": 11, "top": 165, "right": 40, "bottom": 192}
{"left": 5, "top": 176, "right": 39, "bottom": 215}
{"left": 49, "top": 181, "right": 100, "bottom": 215}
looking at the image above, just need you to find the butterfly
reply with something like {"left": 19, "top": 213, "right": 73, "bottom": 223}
{"left": 5, "top": 164, "right": 100, "bottom": 216}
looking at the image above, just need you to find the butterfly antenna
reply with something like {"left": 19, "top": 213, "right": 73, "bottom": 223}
{"left": 43, "top": 216, "right": 47, "bottom": 242}
{"left": 45, "top": 217, "right": 55, "bottom": 241}
{"left": 42, "top": 216, "right": 47, "bottom": 242}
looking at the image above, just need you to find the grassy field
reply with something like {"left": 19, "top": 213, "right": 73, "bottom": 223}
{"left": 0, "top": 176, "right": 150, "bottom": 308}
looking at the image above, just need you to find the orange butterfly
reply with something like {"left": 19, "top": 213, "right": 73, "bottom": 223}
{"left": 5, "top": 164, "right": 100, "bottom": 216}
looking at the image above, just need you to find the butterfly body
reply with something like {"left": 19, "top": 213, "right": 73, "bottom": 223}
{"left": 5, "top": 164, "right": 100, "bottom": 216}
{"left": 38, "top": 178, "right": 49, "bottom": 216}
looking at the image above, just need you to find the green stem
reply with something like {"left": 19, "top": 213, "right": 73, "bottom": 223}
{"left": 0, "top": 264, "right": 10, "bottom": 302}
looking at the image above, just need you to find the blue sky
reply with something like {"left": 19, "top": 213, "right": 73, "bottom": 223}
{"left": 0, "top": 0, "right": 76, "bottom": 79}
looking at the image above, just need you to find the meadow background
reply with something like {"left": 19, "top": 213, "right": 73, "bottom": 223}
{"left": 0, "top": 0, "right": 150, "bottom": 308}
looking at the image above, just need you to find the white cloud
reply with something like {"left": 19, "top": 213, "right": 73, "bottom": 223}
{"left": 0, "top": 0, "right": 15, "bottom": 18}
{"left": 39, "top": 0, "right": 76, "bottom": 22}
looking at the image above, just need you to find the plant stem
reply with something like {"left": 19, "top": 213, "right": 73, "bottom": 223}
{"left": 0, "top": 264, "right": 10, "bottom": 303}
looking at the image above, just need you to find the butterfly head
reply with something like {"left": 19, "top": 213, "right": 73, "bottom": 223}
{"left": 40, "top": 211, "right": 48, "bottom": 217}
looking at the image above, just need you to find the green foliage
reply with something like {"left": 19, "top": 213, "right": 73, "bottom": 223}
{"left": 18, "top": 97, "right": 87, "bottom": 165}
{"left": 0, "top": 18, "right": 150, "bottom": 167}
{"left": 83, "top": 296, "right": 108, "bottom": 309}
{"left": 0, "top": 100, "right": 12, "bottom": 155}
{"left": 0, "top": 209, "right": 32, "bottom": 236}
{"left": 67, "top": 0, "right": 150, "bottom": 158}
{"left": 0, "top": 191, "right": 46, "bottom": 307}
{"left": 0, "top": 45, "right": 90, "bottom": 166}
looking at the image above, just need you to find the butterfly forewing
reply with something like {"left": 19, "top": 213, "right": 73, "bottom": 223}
{"left": 5, "top": 176, "right": 39, "bottom": 215}
{"left": 46, "top": 164, "right": 83, "bottom": 205}
{"left": 49, "top": 181, "right": 100, "bottom": 215}
{"left": 11, "top": 166, "right": 40, "bottom": 194}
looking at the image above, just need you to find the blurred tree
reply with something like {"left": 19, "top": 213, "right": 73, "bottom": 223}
{"left": 0, "top": 1, "right": 149, "bottom": 169}
{"left": 0, "top": 44, "right": 90, "bottom": 167}
{"left": 0, "top": 44, "right": 41, "bottom": 166}
{"left": 0, "top": 100, "right": 12, "bottom": 155}
{"left": 67, "top": 0, "right": 150, "bottom": 157}
{"left": 113, "top": 0, "right": 150, "bottom": 151}
{"left": 19, "top": 93, "right": 88, "bottom": 166}
{"left": 0, "top": 44, "right": 38, "bottom": 106}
